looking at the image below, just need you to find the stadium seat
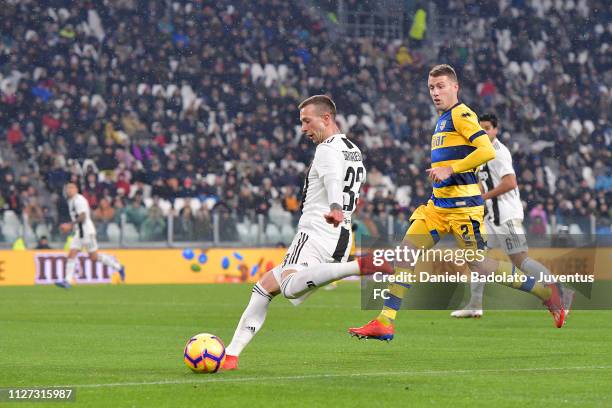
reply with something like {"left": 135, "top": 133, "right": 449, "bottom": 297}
{"left": 336, "top": 114, "right": 348, "bottom": 132}
{"left": 3, "top": 210, "right": 19, "bottom": 225}
{"left": 203, "top": 197, "right": 217, "bottom": 210}
{"left": 158, "top": 200, "right": 172, "bottom": 216}
{"left": 107, "top": 223, "right": 121, "bottom": 243}
{"left": 263, "top": 64, "right": 278, "bottom": 87}
{"left": 280, "top": 224, "right": 295, "bottom": 244}
{"left": 236, "top": 223, "right": 251, "bottom": 244}
{"left": 35, "top": 224, "right": 50, "bottom": 238}
{"left": 189, "top": 199, "right": 202, "bottom": 212}
{"left": 569, "top": 224, "right": 583, "bottom": 234}
{"left": 360, "top": 102, "right": 374, "bottom": 118}
{"left": 174, "top": 198, "right": 185, "bottom": 213}
{"left": 123, "top": 223, "right": 140, "bottom": 242}
{"left": 2, "top": 212, "right": 21, "bottom": 242}
{"left": 395, "top": 186, "right": 412, "bottom": 207}
{"left": 248, "top": 223, "right": 260, "bottom": 244}
{"left": 361, "top": 115, "right": 375, "bottom": 129}
{"left": 346, "top": 114, "right": 358, "bottom": 128}
{"left": 268, "top": 203, "right": 292, "bottom": 228}
{"left": 265, "top": 223, "right": 281, "bottom": 244}
{"left": 250, "top": 63, "right": 265, "bottom": 83}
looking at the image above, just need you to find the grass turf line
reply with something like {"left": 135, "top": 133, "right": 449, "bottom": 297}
{"left": 0, "top": 284, "right": 610, "bottom": 408}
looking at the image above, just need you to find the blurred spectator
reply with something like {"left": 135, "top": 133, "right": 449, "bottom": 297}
{"left": 0, "top": 0, "right": 609, "bottom": 245}
{"left": 124, "top": 193, "right": 147, "bottom": 229}
{"left": 23, "top": 196, "right": 44, "bottom": 231}
{"left": 218, "top": 210, "right": 239, "bottom": 242}
{"left": 528, "top": 216, "right": 547, "bottom": 237}
{"left": 140, "top": 205, "right": 167, "bottom": 241}
{"left": 93, "top": 198, "right": 116, "bottom": 241}
{"left": 282, "top": 186, "right": 301, "bottom": 224}
{"left": 36, "top": 236, "right": 51, "bottom": 250}
{"left": 194, "top": 207, "right": 213, "bottom": 241}
{"left": 174, "top": 206, "right": 196, "bottom": 241}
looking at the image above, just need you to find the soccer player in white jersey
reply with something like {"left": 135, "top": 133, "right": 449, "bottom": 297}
{"left": 221, "top": 95, "right": 392, "bottom": 370}
{"left": 451, "top": 113, "right": 574, "bottom": 317}
{"left": 55, "top": 182, "right": 125, "bottom": 288}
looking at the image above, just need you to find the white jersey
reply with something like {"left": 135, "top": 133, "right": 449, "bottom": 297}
{"left": 298, "top": 134, "right": 365, "bottom": 240}
{"left": 68, "top": 193, "right": 96, "bottom": 238}
{"left": 478, "top": 138, "right": 523, "bottom": 225}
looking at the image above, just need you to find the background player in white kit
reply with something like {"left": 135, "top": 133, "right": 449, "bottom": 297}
{"left": 55, "top": 182, "right": 125, "bottom": 288}
{"left": 451, "top": 113, "right": 572, "bottom": 317}
{"left": 221, "top": 95, "right": 392, "bottom": 370}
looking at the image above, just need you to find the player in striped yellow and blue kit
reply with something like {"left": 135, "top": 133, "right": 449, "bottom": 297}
{"left": 348, "top": 65, "right": 567, "bottom": 341}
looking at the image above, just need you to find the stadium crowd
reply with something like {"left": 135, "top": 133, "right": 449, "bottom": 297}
{"left": 0, "top": 0, "right": 610, "bottom": 245}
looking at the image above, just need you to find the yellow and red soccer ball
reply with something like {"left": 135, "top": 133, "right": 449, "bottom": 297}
{"left": 183, "top": 333, "right": 226, "bottom": 373}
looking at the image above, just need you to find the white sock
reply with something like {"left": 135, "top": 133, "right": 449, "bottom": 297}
{"left": 65, "top": 258, "right": 77, "bottom": 282}
{"left": 467, "top": 280, "right": 485, "bottom": 308}
{"left": 280, "top": 261, "right": 360, "bottom": 299}
{"left": 520, "top": 257, "right": 551, "bottom": 281}
{"left": 98, "top": 254, "right": 121, "bottom": 270}
{"left": 226, "top": 283, "right": 273, "bottom": 357}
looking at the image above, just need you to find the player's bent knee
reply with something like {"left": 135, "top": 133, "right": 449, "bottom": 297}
{"left": 509, "top": 252, "right": 528, "bottom": 268}
{"left": 277, "top": 264, "right": 307, "bottom": 299}
{"left": 280, "top": 268, "right": 298, "bottom": 281}
{"left": 258, "top": 271, "right": 280, "bottom": 295}
{"left": 280, "top": 273, "right": 299, "bottom": 299}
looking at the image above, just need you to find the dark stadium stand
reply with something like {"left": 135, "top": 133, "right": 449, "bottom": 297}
{"left": 0, "top": 0, "right": 610, "bottom": 246}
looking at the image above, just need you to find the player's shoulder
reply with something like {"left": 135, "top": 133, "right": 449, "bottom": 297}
{"left": 75, "top": 194, "right": 88, "bottom": 205}
{"left": 318, "top": 134, "right": 361, "bottom": 152}
{"left": 451, "top": 103, "right": 478, "bottom": 121}
{"left": 493, "top": 138, "right": 511, "bottom": 155}
{"left": 490, "top": 138, "right": 513, "bottom": 164}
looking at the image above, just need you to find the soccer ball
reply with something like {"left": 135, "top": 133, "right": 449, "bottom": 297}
{"left": 183, "top": 333, "right": 226, "bottom": 373}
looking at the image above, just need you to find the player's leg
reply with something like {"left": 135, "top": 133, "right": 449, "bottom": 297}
{"left": 87, "top": 234, "right": 125, "bottom": 281}
{"left": 457, "top": 217, "right": 566, "bottom": 327}
{"left": 223, "top": 231, "right": 314, "bottom": 369}
{"left": 375, "top": 219, "right": 438, "bottom": 327}
{"left": 504, "top": 219, "right": 551, "bottom": 280}
{"left": 56, "top": 234, "right": 81, "bottom": 289}
{"left": 451, "top": 218, "right": 503, "bottom": 318}
{"left": 223, "top": 268, "right": 279, "bottom": 369}
{"left": 349, "top": 208, "right": 441, "bottom": 340}
{"left": 278, "top": 256, "right": 392, "bottom": 299}
{"left": 450, "top": 279, "right": 485, "bottom": 318}
{"left": 505, "top": 221, "right": 575, "bottom": 315}
{"left": 278, "top": 228, "right": 394, "bottom": 301}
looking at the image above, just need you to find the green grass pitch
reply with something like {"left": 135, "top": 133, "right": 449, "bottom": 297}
{"left": 0, "top": 283, "right": 610, "bottom": 407}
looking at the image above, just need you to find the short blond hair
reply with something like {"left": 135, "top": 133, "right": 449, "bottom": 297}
{"left": 298, "top": 95, "right": 336, "bottom": 117}
{"left": 429, "top": 64, "right": 458, "bottom": 83}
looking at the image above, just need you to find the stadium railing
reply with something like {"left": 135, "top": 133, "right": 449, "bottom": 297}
{"left": 0, "top": 210, "right": 606, "bottom": 249}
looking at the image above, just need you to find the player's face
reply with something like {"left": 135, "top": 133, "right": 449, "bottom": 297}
{"left": 65, "top": 184, "right": 77, "bottom": 198}
{"left": 300, "top": 105, "right": 328, "bottom": 144}
{"left": 480, "top": 121, "right": 498, "bottom": 140}
{"left": 428, "top": 75, "right": 459, "bottom": 112}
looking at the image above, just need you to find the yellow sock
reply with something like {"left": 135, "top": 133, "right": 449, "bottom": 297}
{"left": 376, "top": 219, "right": 436, "bottom": 325}
{"left": 495, "top": 261, "right": 551, "bottom": 301}
{"left": 377, "top": 277, "right": 411, "bottom": 325}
